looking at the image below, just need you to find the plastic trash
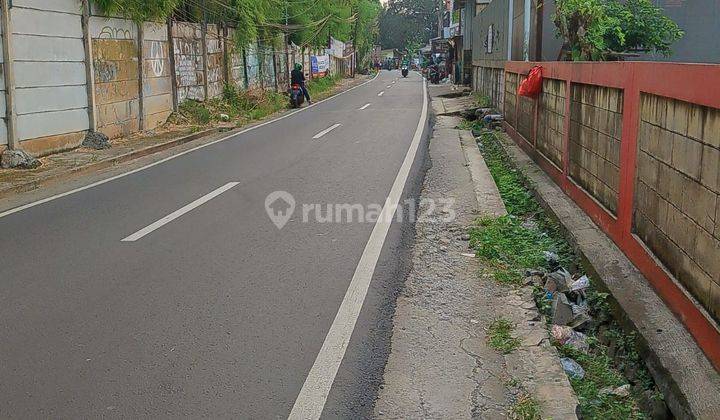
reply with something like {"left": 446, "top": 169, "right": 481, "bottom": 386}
{"left": 570, "top": 275, "right": 590, "bottom": 292}
{"left": 518, "top": 65, "right": 543, "bottom": 97}
{"left": 552, "top": 325, "right": 589, "bottom": 352}
{"left": 560, "top": 357, "right": 585, "bottom": 379}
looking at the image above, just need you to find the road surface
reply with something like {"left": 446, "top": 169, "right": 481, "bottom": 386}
{"left": 0, "top": 70, "right": 429, "bottom": 418}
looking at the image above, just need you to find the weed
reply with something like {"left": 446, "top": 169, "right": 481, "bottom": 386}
{"left": 510, "top": 393, "right": 542, "bottom": 420}
{"left": 470, "top": 125, "right": 653, "bottom": 418}
{"left": 487, "top": 318, "right": 521, "bottom": 354}
{"left": 178, "top": 100, "right": 211, "bottom": 125}
{"left": 470, "top": 216, "right": 569, "bottom": 285}
{"left": 559, "top": 344, "right": 645, "bottom": 419}
{"left": 307, "top": 74, "right": 341, "bottom": 99}
{"left": 474, "top": 93, "right": 492, "bottom": 108}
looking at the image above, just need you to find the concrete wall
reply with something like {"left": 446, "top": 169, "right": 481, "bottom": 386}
{"left": 0, "top": 6, "right": 6, "bottom": 147}
{"left": 635, "top": 95, "right": 720, "bottom": 320}
{"left": 90, "top": 16, "right": 139, "bottom": 139}
{"left": 142, "top": 22, "right": 173, "bottom": 131}
{"left": 501, "top": 61, "right": 720, "bottom": 348}
{"left": 471, "top": 0, "right": 509, "bottom": 108}
{"left": 0, "top": 2, "right": 334, "bottom": 157}
{"left": 13, "top": 0, "right": 88, "bottom": 155}
{"left": 536, "top": 78, "right": 565, "bottom": 168}
{"left": 569, "top": 84, "right": 623, "bottom": 214}
{"left": 206, "top": 24, "right": 224, "bottom": 100}
{"left": 172, "top": 22, "right": 204, "bottom": 102}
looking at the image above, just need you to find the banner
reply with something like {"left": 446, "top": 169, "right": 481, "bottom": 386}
{"left": 329, "top": 37, "right": 345, "bottom": 58}
{"left": 311, "top": 54, "right": 330, "bottom": 77}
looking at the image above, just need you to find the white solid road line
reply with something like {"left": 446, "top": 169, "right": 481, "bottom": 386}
{"left": 359, "top": 103, "right": 371, "bottom": 110}
{"left": 0, "top": 72, "right": 382, "bottom": 220}
{"left": 288, "top": 78, "right": 428, "bottom": 419}
{"left": 378, "top": 91, "right": 384, "bottom": 96}
{"left": 312, "top": 123, "right": 342, "bottom": 139}
{"left": 121, "top": 182, "right": 239, "bottom": 242}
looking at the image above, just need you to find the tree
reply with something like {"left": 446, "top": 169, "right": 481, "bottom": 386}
{"left": 554, "top": 0, "right": 684, "bottom": 61}
{"left": 378, "top": 0, "right": 439, "bottom": 50}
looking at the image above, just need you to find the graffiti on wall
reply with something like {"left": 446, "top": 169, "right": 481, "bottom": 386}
{"left": 484, "top": 24, "right": 502, "bottom": 54}
{"left": 174, "top": 36, "right": 205, "bottom": 101}
{"left": 149, "top": 41, "right": 165, "bottom": 77}
{"left": 98, "top": 25, "right": 133, "bottom": 40}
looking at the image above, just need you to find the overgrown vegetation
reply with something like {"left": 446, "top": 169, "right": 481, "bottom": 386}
{"left": 510, "top": 393, "right": 542, "bottom": 420}
{"left": 174, "top": 85, "right": 286, "bottom": 127}
{"left": 470, "top": 129, "right": 654, "bottom": 418}
{"left": 91, "top": 1, "right": 382, "bottom": 68}
{"left": 306, "top": 74, "right": 342, "bottom": 99}
{"left": 554, "top": 0, "right": 684, "bottom": 61}
{"left": 487, "top": 318, "right": 521, "bottom": 354}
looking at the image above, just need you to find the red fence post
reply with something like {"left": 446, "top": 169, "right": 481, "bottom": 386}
{"left": 617, "top": 64, "right": 640, "bottom": 237}
{"left": 562, "top": 79, "right": 572, "bottom": 177}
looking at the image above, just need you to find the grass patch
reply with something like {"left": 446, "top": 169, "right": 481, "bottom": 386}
{"left": 470, "top": 216, "right": 570, "bottom": 285}
{"left": 559, "top": 344, "right": 645, "bottom": 419}
{"left": 469, "top": 127, "right": 652, "bottom": 418}
{"left": 306, "top": 74, "right": 341, "bottom": 100}
{"left": 174, "top": 84, "right": 287, "bottom": 127}
{"left": 510, "top": 393, "right": 542, "bottom": 420}
{"left": 487, "top": 318, "right": 521, "bottom": 354}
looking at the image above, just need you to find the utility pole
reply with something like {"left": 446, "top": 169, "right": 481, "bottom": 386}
{"left": 1, "top": 0, "right": 18, "bottom": 150}
{"left": 437, "top": 0, "right": 444, "bottom": 38}
{"left": 285, "top": 1, "right": 290, "bottom": 89}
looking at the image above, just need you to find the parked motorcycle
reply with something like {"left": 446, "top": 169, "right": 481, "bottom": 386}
{"left": 289, "top": 84, "right": 305, "bottom": 108}
{"left": 427, "top": 66, "right": 439, "bottom": 84}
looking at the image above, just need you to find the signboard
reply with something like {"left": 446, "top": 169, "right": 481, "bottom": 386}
{"left": 311, "top": 54, "right": 330, "bottom": 76}
{"left": 330, "top": 37, "right": 346, "bottom": 58}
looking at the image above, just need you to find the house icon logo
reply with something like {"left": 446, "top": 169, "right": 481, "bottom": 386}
{"left": 265, "top": 191, "right": 295, "bottom": 229}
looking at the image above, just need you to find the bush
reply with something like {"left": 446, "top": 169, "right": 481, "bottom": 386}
{"left": 554, "top": 0, "right": 683, "bottom": 61}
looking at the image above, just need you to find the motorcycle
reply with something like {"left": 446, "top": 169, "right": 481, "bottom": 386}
{"left": 289, "top": 84, "right": 305, "bottom": 108}
{"left": 401, "top": 66, "right": 409, "bottom": 78}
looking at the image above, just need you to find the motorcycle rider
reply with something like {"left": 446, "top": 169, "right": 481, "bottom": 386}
{"left": 291, "top": 63, "right": 312, "bottom": 105}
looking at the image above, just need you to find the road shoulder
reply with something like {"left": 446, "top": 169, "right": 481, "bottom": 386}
{"left": 375, "top": 99, "right": 578, "bottom": 418}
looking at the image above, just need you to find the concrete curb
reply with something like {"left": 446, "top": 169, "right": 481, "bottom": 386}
{"left": 0, "top": 128, "right": 221, "bottom": 201}
{"left": 496, "top": 131, "right": 720, "bottom": 419}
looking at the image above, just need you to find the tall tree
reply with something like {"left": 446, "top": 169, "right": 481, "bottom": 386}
{"left": 378, "top": 0, "right": 439, "bottom": 50}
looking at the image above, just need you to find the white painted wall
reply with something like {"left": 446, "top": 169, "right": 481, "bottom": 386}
{"left": 11, "top": 0, "right": 88, "bottom": 141}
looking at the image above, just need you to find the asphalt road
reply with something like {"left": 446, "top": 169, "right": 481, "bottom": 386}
{"left": 0, "top": 70, "right": 429, "bottom": 418}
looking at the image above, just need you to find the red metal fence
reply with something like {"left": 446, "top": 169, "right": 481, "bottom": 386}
{"left": 503, "top": 61, "right": 720, "bottom": 371}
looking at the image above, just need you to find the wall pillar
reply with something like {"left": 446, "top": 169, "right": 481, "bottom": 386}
{"left": 81, "top": 0, "right": 97, "bottom": 132}
{"left": 201, "top": 16, "right": 208, "bottom": 100}
{"left": 167, "top": 17, "right": 178, "bottom": 112}
{"left": 137, "top": 23, "right": 145, "bottom": 131}
{"left": 1, "top": 0, "right": 18, "bottom": 150}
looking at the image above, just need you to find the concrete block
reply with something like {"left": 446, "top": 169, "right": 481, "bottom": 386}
{"left": 701, "top": 145, "right": 720, "bottom": 193}
{"left": 681, "top": 181, "right": 718, "bottom": 233}
{"left": 702, "top": 108, "right": 720, "bottom": 148}
{"left": 694, "top": 229, "right": 720, "bottom": 279}
{"left": 687, "top": 104, "right": 703, "bottom": 140}
{"left": 671, "top": 135, "right": 703, "bottom": 180}
{"left": 653, "top": 95, "right": 668, "bottom": 128}
{"left": 677, "top": 253, "right": 712, "bottom": 306}
{"left": 709, "top": 282, "right": 720, "bottom": 320}
{"left": 667, "top": 100, "right": 690, "bottom": 136}
{"left": 657, "top": 164, "right": 684, "bottom": 206}
{"left": 654, "top": 127, "right": 674, "bottom": 165}
{"left": 665, "top": 204, "right": 697, "bottom": 254}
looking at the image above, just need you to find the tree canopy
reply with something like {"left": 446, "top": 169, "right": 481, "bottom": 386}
{"left": 91, "top": 0, "right": 381, "bottom": 64}
{"left": 554, "top": 0, "right": 684, "bottom": 61}
{"left": 378, "top": 0, "right": 439, "bottom": 51}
